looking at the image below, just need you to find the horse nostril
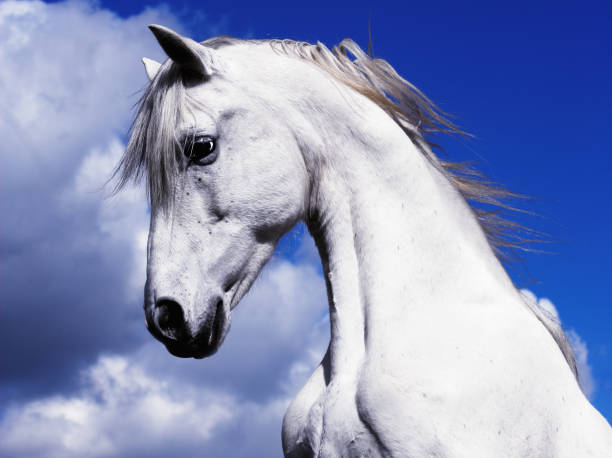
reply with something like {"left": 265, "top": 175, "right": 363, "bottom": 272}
{"left": 155, "top": 299, "right": 185, "bottom": 341}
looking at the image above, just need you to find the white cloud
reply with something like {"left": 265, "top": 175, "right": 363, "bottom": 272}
{"left": 0, "top": 0, "right": 182, "bottom": 190}
{"left": 566, "top": 330, "right": 596, "bottom": 399}
{"left": 67, "top": 136, "right": 149, "bottom": 301}
{"left": 520, "top": 289, "right": 596, "bottom": 399}
{"left": 0, "top": 355, "right": 237, "bottom": 457}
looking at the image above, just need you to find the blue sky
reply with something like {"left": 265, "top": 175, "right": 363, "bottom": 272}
{"left": 0, "top": 0, "right": 610, "bottom": 455}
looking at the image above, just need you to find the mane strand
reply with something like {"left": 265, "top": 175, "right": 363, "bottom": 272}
{"left": 112, "top": 62, "right": 186, "bottom": 211}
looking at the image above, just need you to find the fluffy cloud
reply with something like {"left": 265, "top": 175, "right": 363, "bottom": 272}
{"left": 0, "top": 0, "right": 181, "bottom": 192}
{"left": 66, "top": 136, "right": 149, "bottom": 302}
{"left": 566, "top": 330, "right": 596, "bottom": 399}
{"left": 0, "top": 355, "right": 237, "bottom": 457}
{"left": 520, "top": 289, "right": 596, "bottom": 399}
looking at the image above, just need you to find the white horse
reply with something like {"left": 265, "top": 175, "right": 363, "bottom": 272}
{"left": 115, "top": 25, "right": 612, "bottom": 457}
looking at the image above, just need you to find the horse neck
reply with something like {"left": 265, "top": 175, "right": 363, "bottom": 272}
{"left": 303, "top": 91, "right": 517, "bottom": 377}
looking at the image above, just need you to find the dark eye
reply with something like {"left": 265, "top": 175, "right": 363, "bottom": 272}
{"left": 185, "top": 136, "right": 217, "bottom": 165}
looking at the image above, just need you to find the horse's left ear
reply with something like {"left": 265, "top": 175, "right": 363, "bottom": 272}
{"left": 148, "top": 24, "right": 216, "bottom": 79}
{"left": 142, "top": 57, "right": 161, "bottom": 81}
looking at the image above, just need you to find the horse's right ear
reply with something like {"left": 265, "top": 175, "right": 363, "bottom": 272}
{"left": 148, "top": 24, "right": 215, "bottom": 79}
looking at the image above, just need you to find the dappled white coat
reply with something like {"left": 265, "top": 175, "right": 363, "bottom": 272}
{"left": 133, "top": 26, "right": 612, "bottom": 457}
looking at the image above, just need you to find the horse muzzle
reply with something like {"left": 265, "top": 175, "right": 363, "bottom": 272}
{"left": 145, "top": 295, "right": 229, "bottom": 359}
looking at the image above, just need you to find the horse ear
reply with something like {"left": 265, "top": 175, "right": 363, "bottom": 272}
{"left": 142, "top": 57, "right": 161, "bottom": 81}
{"left": 148, "top": 24, "right": 211, "bottom": 78}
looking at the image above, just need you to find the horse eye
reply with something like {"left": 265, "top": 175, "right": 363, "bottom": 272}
{"left": 185, "top": 136, "right": 217, "bottom": 165}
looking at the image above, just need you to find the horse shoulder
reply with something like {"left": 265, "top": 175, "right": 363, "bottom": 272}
{"left": 353, "top": 294, "right": 604, "bottom": 456}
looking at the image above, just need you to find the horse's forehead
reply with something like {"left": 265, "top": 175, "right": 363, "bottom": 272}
{"left": 182, "top": 78, "right": 251, "bottom": 122}
{"left": 183, "top": 47, "right": 290, "bottom": 113}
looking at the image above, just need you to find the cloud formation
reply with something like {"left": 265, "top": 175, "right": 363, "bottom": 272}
{"left": 1, "top": 355, "right": 236, "bottom": 457}
{"left": 566, "top": 329, "right": 596, "bottom": 399}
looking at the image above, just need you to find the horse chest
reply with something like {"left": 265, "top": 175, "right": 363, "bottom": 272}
{"left": 284, "top": 374, "right": 382, "bottom": 457}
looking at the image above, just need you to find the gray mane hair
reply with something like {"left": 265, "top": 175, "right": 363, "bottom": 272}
{"left": 113, "top": 35, "right": 577, "bottom": 379}
{"left": 113, "top": 61, "right": 187, "bottom": 210}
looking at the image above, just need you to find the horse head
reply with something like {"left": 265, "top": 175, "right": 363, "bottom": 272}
{"left": 134, "top": 25, "right": 310, "bottom": 358}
